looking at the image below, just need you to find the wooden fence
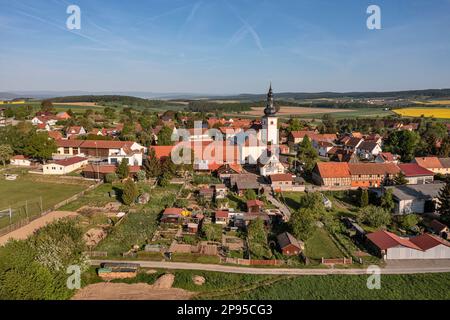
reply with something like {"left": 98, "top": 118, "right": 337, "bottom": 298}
{"left": 84, "top": 251, "right": 108, "bottom": 258}
{"left": 223, "top": 257, "right": 284, "bottom": 266}
{"left": 0, "top": 181, "right": 102, "bottom": 237}
{"left": 321, "top": 257, "right": 353, "bottom": 265}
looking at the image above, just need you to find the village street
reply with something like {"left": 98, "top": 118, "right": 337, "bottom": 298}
{"left": 90, "top": 259, "right": 450, "bottom": 275}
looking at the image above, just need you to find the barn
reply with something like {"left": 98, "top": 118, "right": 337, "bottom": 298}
{"left": 367, "top": 230, "right": 450, "bottom": 260}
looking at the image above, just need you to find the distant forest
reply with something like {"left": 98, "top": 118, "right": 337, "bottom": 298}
{"left": 48, "top": 95, "right": 172, "bottom": 109}
{"left": 215, "top": 88, "right": 450, "bottom": 101}
{"left": 187, "top": 101, "right": 259, "bottom": 112}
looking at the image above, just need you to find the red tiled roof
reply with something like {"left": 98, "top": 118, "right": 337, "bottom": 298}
{"left": 82, "top": 164, "right": 116, "bottom": 174}
{"left": 48, "top": 131, "right": 63, "bottom": 140}
{"left": 246, "top": 199, "right": 264, "bottom": 207}
{"left": 215, "top": 210, "right": 229, "bottom": 218}
{"left": 367, "top": 230, "right": 450, "bottom": 251}
{"left": 56, "top": 140, "right": 85, "bottom": 148}
{"left": 398, "top": 163, "right": 434, "bottom": 177}
{"left": 414, "top": 157, "right": 443, "bottom": 169}
{"left": 270, "top": 173, "right": 293, "bottom": 182}
{"left": 430, "top": 219, "right": 448, "bottom": 233}
{"left": 290, "top": 130, "right": 317, "bottom": 139}
{"left": 315, "top": 162, "right": 351, "bottom": 178}
{"left": 11, "top": 155, "right": 27, "bottom": 160}
{"left": 348, "top": 163, "right": 400, "bottom": 176}
{"left": 378, "top": 152, "right": 395, "bottom": 162}
{"left": 163, "top": 208, "right": 184, "bottom": 215}
{"left": 50, "top": 156, "right": 87, "bottom": 167}
{"left": 410, "top": 233, "right": 450, "bottom": 250}
{"left": 367, "top": 230, "right": 422, "bottom": 251}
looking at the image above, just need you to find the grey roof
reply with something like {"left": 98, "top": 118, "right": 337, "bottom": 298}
{"left": 277, "top": 232, "right": 304, "bottom": 249}
{"left": 386, "top": 182, "right": 445, "bottom": 201}
{"left": 357, "top": 141, "right": 379, "bottom": 152}
{"left": 439, "top": 158, "right": 450, "bottom": 168}
{"left": 231, "top": 174, "right": 260, "bottom": 190}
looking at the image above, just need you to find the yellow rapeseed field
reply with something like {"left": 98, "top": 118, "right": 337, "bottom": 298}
{"left": 394, "top": 108, "right": 450, "bottom": 119}
{"left": 413, "top": 100, "right": 450, "bottom": 105}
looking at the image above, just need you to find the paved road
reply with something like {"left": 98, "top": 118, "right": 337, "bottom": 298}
{"left": 264, "top": 187, "right": 291, "bottom": 220}
{"left": 90, "top": 259, "right": 450, "bottom": 275}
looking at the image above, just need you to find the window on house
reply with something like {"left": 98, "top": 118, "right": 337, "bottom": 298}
{"left": 64, "top": 147, "right": 70, "bottom": 154}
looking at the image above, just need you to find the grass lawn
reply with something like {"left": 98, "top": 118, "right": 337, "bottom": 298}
{"left": 305, "top": 228, "right": 344, "bottom": 260}
{"left": 0, "top": 175, "right": 91, "bottom": 228}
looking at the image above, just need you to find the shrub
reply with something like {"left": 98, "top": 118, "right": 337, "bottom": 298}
{"left": 105, "top": 173, "right": 118, "bottom": 183}
{"left": 136, "top": 170, "right": 146, "bottom": 182}
{"left": 358, "top": 205, "right": 391, "bottom": 228}
{"left": 122, "top": 179, "right": 139, "bottom": 205}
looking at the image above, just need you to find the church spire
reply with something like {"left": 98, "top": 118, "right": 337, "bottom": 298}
{"left": 264, "top": 83, "right": 277, "bottom": 116}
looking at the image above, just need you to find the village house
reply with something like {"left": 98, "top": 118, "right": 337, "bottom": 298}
{"left": 375, "top": 152, "right": 400, "bottom": 164}
{"left": 269, "top": 173, "right": 293, "bottom": 192}
{"left": 398, "top": 163, "right": 435, "bottom": 185}
{"left": 313, "top": 140, "right": 334, "bottom": 157}
{"left": 82, "top": 164, "right": 141, "bottom": 180}
{"left": 429, "top": 220, "right": 449, "bottom": 239}
{"left": 43, "top": 157, "right": 88, "bottom": 175}
{"left": 367, "top": 230, "right": 450, "bottom": 260}
{"left": 313, "top": 162, "right": 400, "bottom": 187}
{"left": 380, "top": 183, "right": 444, "bottom": 215}
{"left": 213, "top": 184, "right": 228, "bottom": 199}
{"left": 56, "top": 111, "right": 71, "bottom": 120}
{"left": 31, "top": 115, "right": 58, "bottom": 127}
{"left": 413, "top": 157, "right": 450, "bottom": 175}
{"left": 65, "top": 126, "right": 87, "bottom": 138}
{"left": 342, "top": 137, "right": 363, "bottom": 153}
{"left": 55, "top": 140, "right": 146, "bottom": 166}
{"left": 287, "top": 130, "right": 317, "bottom": 149}
{"left": 198, "top": 187, "right": 214, "bottom": 200}
{"left": 160, "top": 207, "right": 184, "bottom": 224}
{"left": 246, "top": 199, "right": 264, "bottom": 214}
{"left": 277, "top": 232, "right": 304, "bottom": 256}
{"left": 312, "top": 162, "right": 352, "bottom": 187}
{"left": 356, "top": 141, "right": 382, "bottom": 160}
{"left": 348, "top": 163, "right": 400, "bottom": 188}
{"left": 10, "top": 155, "right": 32, "bottom": 167}
{"left": 214, "top": 210, "right": 231, "bottom": 225}
{"left": 230, "top": 174, "right": 260, "bottom": 196}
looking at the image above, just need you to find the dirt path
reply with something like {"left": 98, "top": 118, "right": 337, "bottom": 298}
{"left": 0, "top": 211, "right": 78, "bottom": 246}
{"left": 72, "top": 274, "right": 194, "bottom": 300}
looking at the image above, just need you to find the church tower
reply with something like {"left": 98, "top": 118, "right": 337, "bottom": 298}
{"left": 261, "top": 83, "right": 278, "bottom": 146}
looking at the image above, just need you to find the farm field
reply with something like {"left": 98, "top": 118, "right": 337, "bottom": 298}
{"left": 0, "top": 174, "right": 92, "bottom": 228}
{"left": 413, "top": 100, "right": 450, "bottom": 105}
{"left": 225, "top": 107, "right": 393, "bottom": 119}
{"left": 80, "top": 268, "right": 450, "bottom": 300}
{"left": 394, "top": 107, "right": 450, "bottom": 119}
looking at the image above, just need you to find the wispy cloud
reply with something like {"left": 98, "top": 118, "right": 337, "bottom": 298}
{"left": 224, "top": 0, "right": 264, "bottom": 53}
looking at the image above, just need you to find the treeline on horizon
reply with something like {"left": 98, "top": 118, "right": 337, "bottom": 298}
{"left": 219, "top": 88, "right": 450, "bottom": 101}
{"left": 48, "top": 95, "right": 174, "bottom": 109}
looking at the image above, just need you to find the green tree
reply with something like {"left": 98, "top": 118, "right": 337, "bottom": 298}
{"left": 104, "top": 173, "right": 118, "bottom": 183}
{"left": 143, "top": 149, "right": 162, "bottom": 178}
{"left": 244, "top": 189, "right": 257, "bottom": 200}
{"left": 394, "top": 172, "right": 408, "bottom": 185}
{"left": 23, "top": 133, "right": 57, "bottom": 162}
{"left": 299, "top": 192, "right": 326, "bottom": 217}
{"left": 247, "top": 218, "right": 269, "bottom": 258}
{"left": 116, "top": 158, "right": 130, "bottom": 179}
{"left": 399, "top": 214, "right": 420, "bottom": 230}
{"left": 136, "top": 170, "right": 146, "bottom": 182}
{"left": 297, "top": 136, "right": 319, "bottom": 174}
{"left": 157, "top": 125, "right": 174, "bottom": 146}
{"left": 381, "top": 189, "right": 395, "bottom": 212}
{"left": 203, "top": 224, "right": 222, "bottom": 242}
{"left": 359, "top": 189, "right": 369, "bottom": 208}
{"left": 384, "top": 130, "right": 420, "bottom": 162}
{"left": 289, "top": 207, "right": 317, "bottom": 241}
{"left": 358, "top": 205, "right": 391, "bottom": 228}
{"left": 121, "top": 179, "right": 138, "bottom": 205}
{"left": 437, "top": 179, "right": 450, "bottom": 222}
{"left": 40, "top": 100, "right": 54, "bottom": 113}
{"left": 0, "top": 144, "right": 13, "bottom": 166}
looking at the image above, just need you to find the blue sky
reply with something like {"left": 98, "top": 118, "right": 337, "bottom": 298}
{"left": 1, "top": 0, "right": 450, "bottom": 94}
